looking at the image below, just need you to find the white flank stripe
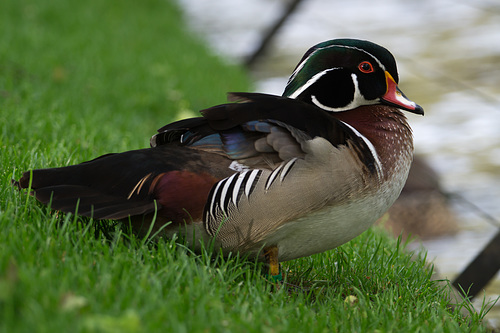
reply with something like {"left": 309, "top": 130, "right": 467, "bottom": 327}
{"left": 220, "top": 173, "right": 238, "bottom": 211}
{"left": 280, "top": 158, "right": 297, "bottom": 182}
{"left": 339, "top": 120, "right": 384, "bottom": 178}
{"left": 266, "top": 164, "right": 283, "bottom": 191}
{"left": 232, "top": 171, "right": 248, "bottom": 206}
{"left": 209, "top": 180, "right": 224, "bottom": 219}
{"left": 245, "top": 170, "right": 260, "bottom": 197}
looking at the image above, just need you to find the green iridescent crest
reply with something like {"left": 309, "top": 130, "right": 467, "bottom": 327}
{"left": 283, "top": 39, "right": 399, "bottom": 99}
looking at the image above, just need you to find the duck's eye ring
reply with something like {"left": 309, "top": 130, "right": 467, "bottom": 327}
{"left": 358, "top": 61, "right": 374, "bottom": 73}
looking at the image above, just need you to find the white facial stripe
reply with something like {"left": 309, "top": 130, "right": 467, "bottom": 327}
{"left": 339, "top": 45, "right": 386, "bottom": 71}
{"left": 310, "top": 74, "right": 378, "bottom": 112}
{"left": 288, "top": 45, "right": 339, "bottom": 83}
{"left": 287, "top": 47, "right": 329, "bottom": 84}
{"left": 338, "top": 120, "right": 383, "bottom": 178}
{"left": 287, "top": 57, "right": 309, "bottom": 84}
{"left": 288, "top": 68, "right": 338, "bottom": 99}
{"left": 287, "top": 41, "right": 386, "bottom": 90}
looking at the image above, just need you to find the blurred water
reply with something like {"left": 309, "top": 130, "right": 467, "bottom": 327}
{"left": 179, "top": 0, "right": 500, "bottom": 325}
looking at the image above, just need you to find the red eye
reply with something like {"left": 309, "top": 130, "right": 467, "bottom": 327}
{"left": 358, "top": 61, "right": 374, "bottom": 73}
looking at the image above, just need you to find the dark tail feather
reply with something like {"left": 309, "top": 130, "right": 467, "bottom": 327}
{"left": 15, "top": 149, "right": 163, "bottom": 220}
{"left": 29, "top": 184, "right": 155, "bottom": 219}
{"left": 14, "top": 146, "right": 230, "bottom": 222}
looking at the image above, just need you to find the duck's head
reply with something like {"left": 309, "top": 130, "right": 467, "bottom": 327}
{"left": 283, "top": 38, "right": 424, "bottom": 115}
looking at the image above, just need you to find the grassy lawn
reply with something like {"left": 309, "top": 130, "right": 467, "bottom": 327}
{"left": 0, "top": 0, "right": 494, "bottom": 331}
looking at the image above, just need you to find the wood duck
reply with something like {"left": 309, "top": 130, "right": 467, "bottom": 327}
{"left": 15, "top": 39, "right": 423, "bottom": 276}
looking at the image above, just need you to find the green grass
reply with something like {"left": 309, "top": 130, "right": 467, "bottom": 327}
{"left": 0, "top": 0, "right": 494, "bottom": 332}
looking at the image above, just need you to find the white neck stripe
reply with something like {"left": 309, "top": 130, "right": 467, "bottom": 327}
{"left": 339, "top": 120, "right": 383, "bottom": 178}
